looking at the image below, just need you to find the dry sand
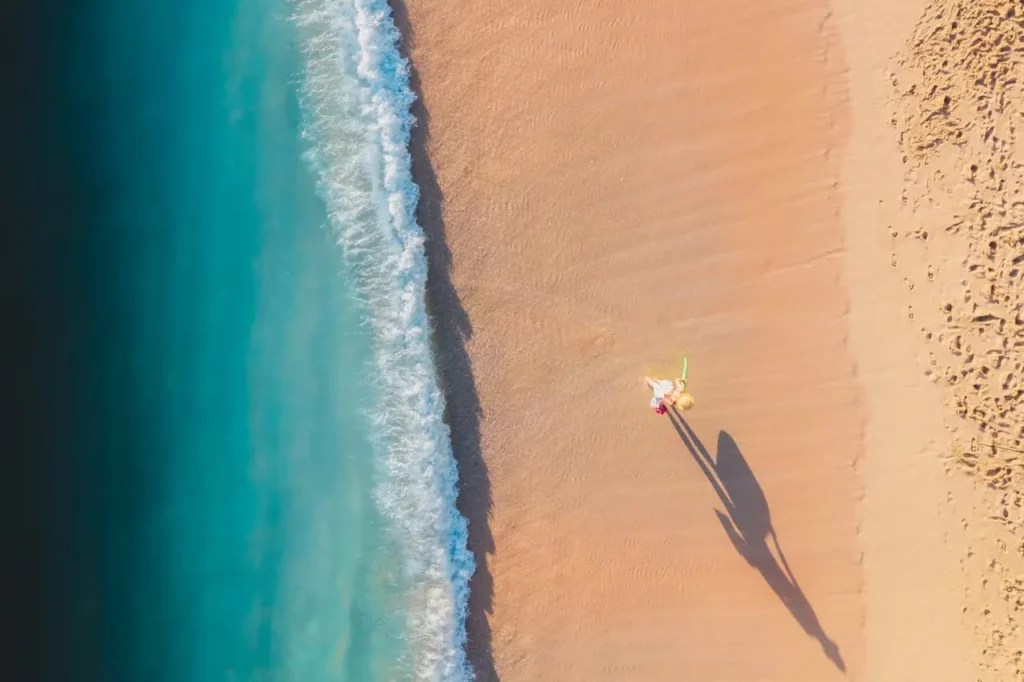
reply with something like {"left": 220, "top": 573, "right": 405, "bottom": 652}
{"left": 395, "top": 0, "right": 1024, "bottom": 679}
{"left": 879, "top": 1, "right": 1024, "bottom": 678}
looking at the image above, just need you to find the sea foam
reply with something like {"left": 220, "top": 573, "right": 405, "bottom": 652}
{"left": 293, "top": 1, "right": 475, "bottom": 680}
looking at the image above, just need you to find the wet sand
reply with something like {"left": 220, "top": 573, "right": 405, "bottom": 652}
{"left": 396, "top": 0, "right": 1013, "bottom": 678}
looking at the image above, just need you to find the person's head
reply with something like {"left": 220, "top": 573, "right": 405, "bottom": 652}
{"left": 675, "top": 393, "right": 695, "bottom": 410}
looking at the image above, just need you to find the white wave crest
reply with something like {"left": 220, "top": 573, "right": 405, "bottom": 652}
{"left": 292, "top": 1, "right": 475, "bottom": 680}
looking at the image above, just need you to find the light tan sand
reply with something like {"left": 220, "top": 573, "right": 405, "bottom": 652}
{"left": 878, "top": 1, "right": 1024, "bottom": 678}
{"left": 395, "top": 0, "right": 1021, "bottom": 679}
{"left": 834, "top": 1, "right": 981, "bottom": 679}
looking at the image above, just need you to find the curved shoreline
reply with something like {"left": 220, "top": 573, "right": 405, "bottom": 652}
{"left": 295, "top": 1, "right": 475, "bottom": 678}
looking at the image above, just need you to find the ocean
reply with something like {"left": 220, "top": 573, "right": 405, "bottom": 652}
{"left": 46, "top": 0, "right": 473, "bottom": 680}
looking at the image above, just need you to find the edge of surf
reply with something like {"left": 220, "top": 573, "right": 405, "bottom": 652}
{"left": 293, "top": 0, "right": 476, "bottom": 679}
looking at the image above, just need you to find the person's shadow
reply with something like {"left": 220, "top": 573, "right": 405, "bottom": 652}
{"left": 667, "top": 409, "right": 845, "bottom": 672}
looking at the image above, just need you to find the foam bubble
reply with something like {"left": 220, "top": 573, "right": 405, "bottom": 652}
{"left": 292, "top": 1, "right": 475, "bottom": 679}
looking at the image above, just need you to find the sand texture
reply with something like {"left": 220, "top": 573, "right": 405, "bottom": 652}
{"left": 883, "top": 0, "right": 1024, "bottom": 677}
{"left": 398, "top": 1, "right": 861, "bottom": 678}
{"left": 395, "top": 0, "right": 1024, "bottom": 678}
{"left": 834, "top": 0, "right": 988, "bottom": 678}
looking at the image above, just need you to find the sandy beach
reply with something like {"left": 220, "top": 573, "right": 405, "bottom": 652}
{"left": 398, "top": 0, "right": 1024, "bottom": 679}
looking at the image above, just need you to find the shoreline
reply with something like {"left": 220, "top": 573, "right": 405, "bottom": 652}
{"left": 389, "top": 3, "right": 498, "bottom": 677}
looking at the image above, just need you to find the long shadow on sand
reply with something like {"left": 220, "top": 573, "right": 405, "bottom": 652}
{"left": 667, "top": 409, "right": 845, "bottom": 672}
{"left": 390, "top": 3, "right": 499, "bottom": 680}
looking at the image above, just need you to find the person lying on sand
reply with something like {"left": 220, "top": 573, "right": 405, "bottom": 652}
{"left": 645, "top": 376, "right": 694, "bottom": 414}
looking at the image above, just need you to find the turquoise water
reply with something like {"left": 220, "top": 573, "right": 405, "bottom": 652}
{"left": 62, "top": 0, "right": 472, "bottom": 680}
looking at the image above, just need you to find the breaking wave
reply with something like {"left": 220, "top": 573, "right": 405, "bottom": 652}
{"left": 293, "top": 0, "right": 475, "bottom": 679}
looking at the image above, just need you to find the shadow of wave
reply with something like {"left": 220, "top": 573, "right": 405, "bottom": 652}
{"left": 389, "top": 3, "right": 498, "bottom": 679}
